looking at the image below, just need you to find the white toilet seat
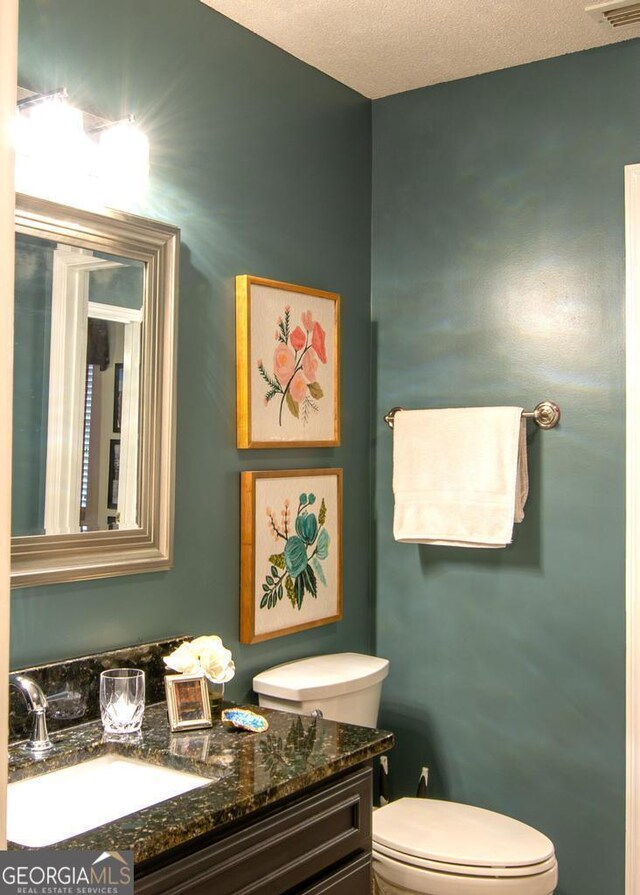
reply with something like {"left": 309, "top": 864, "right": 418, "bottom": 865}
{"left": 373, "top": 840, "right": 558, "bottom": 879}
{"left": 372, "top": 799, "right": 558, "bottom": 895}
{"left": 373, "top": 849, "right": 558, "bottom": 895}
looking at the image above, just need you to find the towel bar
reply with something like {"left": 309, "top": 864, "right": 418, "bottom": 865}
{"left": 384, "top": 400, "right": 561, "bottom": 430}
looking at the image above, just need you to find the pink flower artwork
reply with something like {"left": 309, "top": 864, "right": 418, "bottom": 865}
{"left": 256, "top": 305, "right": 327, "bottom": 427}
{"left": 273, "top": 345, "right": 295, "bottom": 386}
{"left": 302, "top": 349, "right": 318, "bottom": 382}
{"left": 312, "top": 322, "right": 327, "bottom": 364}
{"left": 290, "top": 326, "right": 306, "bottom": 352}
{"left": 289, "top": 371, "right": 307, "bottom": 404}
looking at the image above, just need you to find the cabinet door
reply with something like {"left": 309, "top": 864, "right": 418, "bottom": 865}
{"left": 300, "top": 853, "right": 371, "bottom": 894}
{"left": 136, "top": 766, "right": 372, "bottom": 895}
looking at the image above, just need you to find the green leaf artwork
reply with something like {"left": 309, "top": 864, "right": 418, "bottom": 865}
{"left": 285, "top": 391, "right": 299, "bottom": 419}
{"left": 284, "top": 536, "right": 308, "bottom": 578}
{"left": 316, "top": 528, "right": 330, "bottom": 560}
{"left": 261, "top": 491, "right": 330, "bottom": 612}
{"left": 311, "top": 556, "right": 327, "bottom": 586}
{"left": 285, "top": 574, "right": 296, "bottom": 608}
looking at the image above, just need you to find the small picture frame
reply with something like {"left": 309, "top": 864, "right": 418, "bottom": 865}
{"left": 165, "top": 673, "right": 212, "bottom": 732}
{"left": 236, "top": 275, "right": 340, "bottom": 448}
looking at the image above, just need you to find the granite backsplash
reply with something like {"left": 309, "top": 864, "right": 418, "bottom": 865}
{"left": 9, "top": 636, "right": 188, "bottom": 742}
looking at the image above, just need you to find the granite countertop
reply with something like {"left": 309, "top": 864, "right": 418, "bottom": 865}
{"left": 8, "top": 703, "right": 393, "bottom": 865}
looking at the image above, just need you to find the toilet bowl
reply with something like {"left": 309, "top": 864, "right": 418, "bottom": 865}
{"left": 253, "top": 654, "right": 558, "bottom": 895}
{"left": 372, "top": 797, "right": 557, "bottom": 895}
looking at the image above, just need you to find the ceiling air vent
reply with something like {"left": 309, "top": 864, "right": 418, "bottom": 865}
{"left": 586, "top": 0, "right": 640, "bottom": 27}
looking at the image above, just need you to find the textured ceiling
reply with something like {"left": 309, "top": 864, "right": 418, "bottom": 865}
{"left": 200, "top": 0, "right": 640, "bottom": 99}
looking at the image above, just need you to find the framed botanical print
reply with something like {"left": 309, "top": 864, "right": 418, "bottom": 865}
{"left": 236, "top": 276, "right": 340, "bottom": 448}
{"left": 240, "top": 468, "right": 343, "bottom": 643}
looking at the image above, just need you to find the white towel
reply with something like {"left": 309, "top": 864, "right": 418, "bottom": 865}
{"left": 392, "top": 407, "right": 529, "bottom": 548}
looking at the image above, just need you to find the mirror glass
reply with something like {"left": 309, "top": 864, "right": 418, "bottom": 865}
{"left": 11, "top": 194, "right": 179, "bottom": 588}
{"left": 13, "top": 236, "right": 144, "bottom": 536}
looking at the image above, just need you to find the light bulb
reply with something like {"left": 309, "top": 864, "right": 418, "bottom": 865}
{"left": 98, "top": 119, "right": 149, "bottom": 205}
{"left": 14, "top": 94, "right": 91, "bottom": 204}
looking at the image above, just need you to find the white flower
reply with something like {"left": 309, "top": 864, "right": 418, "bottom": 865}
{"left": 164, "top": 635, "right": 235, "bottom": 684}
{"left": 163, "top": 641, "right": 201, "bottom": 675}
{"left": 199, "top": 644, "right": 235, "bottom": 684}
{"left": 190, "top": 635, "right": 223, "bottom": 653}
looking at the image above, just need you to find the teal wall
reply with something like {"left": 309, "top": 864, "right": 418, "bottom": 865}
{"left": 13, "top": 0, "right": 374, "bottom": 698}
{"left": 371, "top": 42, "right": 633, "bottom": 895}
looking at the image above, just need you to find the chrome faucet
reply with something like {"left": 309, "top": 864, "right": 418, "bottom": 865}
{"left": 9, "top": 673, "right": 52, "bottom": 755}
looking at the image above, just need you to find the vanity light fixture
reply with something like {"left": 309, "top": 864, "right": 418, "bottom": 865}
{"left": 14, "top": 87, "right": 149, "bottom": 209}
{"left": 16, "top": 86, "right": 68, "bottom": 110}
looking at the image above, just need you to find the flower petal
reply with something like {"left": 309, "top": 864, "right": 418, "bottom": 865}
{"left": 200, "top": 645, "right": 235, "bottom": 683}
{"left": 302, "top": 349, "right": 318, "bottom": 382}
{"left": 290, "top": 326, "right": 306, "bottom": 352}
{"left": 163, "top": 642, "right": 201, "bottom": 675}
{"left": 289, "top": 370, "right": 307, "bottom": 403}
{"left": 295, "top": 511, "right": 318, "bottom": 545}
{"left": 273, "top": 345, "right": 295, "bottom": 386}
{"left": 284, "top": 535, "right": 308, "bottom": 578}
{"left": 190, "top": 635, "right": 222, "bottom": 655}
{"left": 312, "top": 322, "right": 327, "bottom": 364}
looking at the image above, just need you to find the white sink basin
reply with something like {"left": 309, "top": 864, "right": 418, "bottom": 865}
{"left": 8, "top": 754, "right": 211, "bottom": 847}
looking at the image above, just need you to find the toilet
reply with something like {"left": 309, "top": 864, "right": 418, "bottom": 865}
{"left": 253, "top": 653, "right": 558, "bottom": 895}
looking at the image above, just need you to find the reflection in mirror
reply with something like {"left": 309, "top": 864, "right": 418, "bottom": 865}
{"left": 13, "top": 239, "right": 144, "bottom": 536}
{"left": 12, "top": 194, "right": 179, "bottom": 588}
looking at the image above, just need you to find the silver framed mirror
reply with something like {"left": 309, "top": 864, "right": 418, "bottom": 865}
{"left": 11, "top": 193, "right": 179, "bottom": 587}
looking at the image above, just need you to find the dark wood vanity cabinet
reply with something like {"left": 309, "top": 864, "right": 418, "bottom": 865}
{"left": 135, "top": 765, "right": 373, "bottom": 895}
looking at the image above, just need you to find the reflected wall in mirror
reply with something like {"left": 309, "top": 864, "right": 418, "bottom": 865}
{"left": 12, "top": 194, "right": 179, "bottom": 587}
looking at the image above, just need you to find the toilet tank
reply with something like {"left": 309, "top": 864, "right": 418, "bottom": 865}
{"left": 253, "top": 653, "right": 389, "bottom": 728}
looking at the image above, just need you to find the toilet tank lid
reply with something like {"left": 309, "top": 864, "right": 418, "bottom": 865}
{"left": 372, "top": 799, "right": 555, "bottom": 869}
{"left": 253, "top": 653, "right": 389, "bottom": 701}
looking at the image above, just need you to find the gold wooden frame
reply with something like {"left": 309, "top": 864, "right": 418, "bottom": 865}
{"left": 165, "top": 673, "right": 212, "bottom": 732}
{"left": 11, "top": 193, "right": 179, "bottom": 587}
{"left": 236, "top": 275, "right": 340, "bottom": 448}
{"left": 240, "top": 468, "right": 343, "bottom": 643}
